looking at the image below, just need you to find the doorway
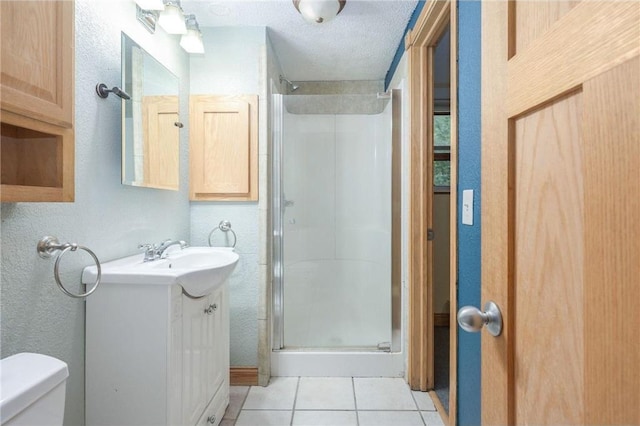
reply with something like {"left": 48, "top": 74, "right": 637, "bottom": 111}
{"left": 432, "top": 25, "right": 451, "bottom": 413}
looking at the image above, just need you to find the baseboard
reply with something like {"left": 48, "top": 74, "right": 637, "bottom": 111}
{"left": 230, "top": 367, "right": 259, "bottom": 386}
{"left": 434, "top": 313, "right": 450, "bottom": 327}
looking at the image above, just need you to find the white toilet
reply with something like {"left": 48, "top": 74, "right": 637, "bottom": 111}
{"left": 0, "top": 353, "right": 69, "bottom": 426}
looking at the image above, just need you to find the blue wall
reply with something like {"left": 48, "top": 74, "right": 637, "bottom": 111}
{"left": 456, "top": 0, "right": 482, "bottom": 424}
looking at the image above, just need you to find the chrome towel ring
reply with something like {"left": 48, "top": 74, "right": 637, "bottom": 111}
{"left": 208, "top": 220, "right": 237, "bottom": 248}
{"left": 37, "top": 236, "right": 102, "bottom": 299}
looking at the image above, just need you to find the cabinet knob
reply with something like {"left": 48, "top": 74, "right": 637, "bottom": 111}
{"left": 204, "top": 303, "right": 218, "bottom": 315}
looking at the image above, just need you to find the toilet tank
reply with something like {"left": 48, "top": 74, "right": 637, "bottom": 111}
{"left": 0, "top": 353, "right": 69, "bottom": 426}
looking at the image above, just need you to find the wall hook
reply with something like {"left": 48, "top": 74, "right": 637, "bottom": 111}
{"left": 96, "top": 83, "right": 131, "bottom": 100}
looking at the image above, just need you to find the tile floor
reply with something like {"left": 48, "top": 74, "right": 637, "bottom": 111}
{"left": 221, "top": 377, "right": 445, "bottom": 426}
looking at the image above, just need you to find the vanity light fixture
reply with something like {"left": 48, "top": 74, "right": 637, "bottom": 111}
{"left": 293, "top": 0, "right": 346, "bottom": 24}
{"left": 158, "top": 0, "right": 187, "bottom": 34}
{"left": 180, "top": 15, "right": 205, "bottom": 54}
{"left": 136, "top": 5, "right": 159, "bottom": 34}
{"left": 134, "top": 0, "right": 164, "bottom": 10}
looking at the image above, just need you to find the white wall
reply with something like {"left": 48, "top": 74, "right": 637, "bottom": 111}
{"left": 0, "top": 2, "right": 190, "bottom": 425}
{"left": 189, "top": 27, "right": 278, "bottom": 368}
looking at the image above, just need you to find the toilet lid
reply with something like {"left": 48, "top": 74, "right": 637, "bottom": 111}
{"left": 0, "top": 353, "right": 69, "bottom": 423}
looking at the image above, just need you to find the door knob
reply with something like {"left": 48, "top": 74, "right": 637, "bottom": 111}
{"left": 457, "top": 301, "right": 503, "bottom": 337}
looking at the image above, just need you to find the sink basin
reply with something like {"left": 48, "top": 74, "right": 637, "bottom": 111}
{"left": 82, "top": 247, "right": 239, "bottom": 297}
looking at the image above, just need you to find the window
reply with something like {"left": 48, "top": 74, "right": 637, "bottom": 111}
{"left": 434, "top": 113, "right": 450, "bottom": 190}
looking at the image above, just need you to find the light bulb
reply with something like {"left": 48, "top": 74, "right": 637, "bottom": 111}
{"left": 180, "top": 29, "right": 205, "bottom": 54}
{"left": 158, "top": 2, "right": 187, "bottom": 34}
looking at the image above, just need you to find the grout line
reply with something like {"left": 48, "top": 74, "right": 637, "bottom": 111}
{"left": 410, "top": 387, "right": 420, "bottom": 411}
{"left": 239, "top": 386, "right": 251, "bottom": 411}
{"left": 352, "top": 377, "right": 360, "bottom": 426}
{"left": 290, "top": 376, "right": 301, "bottom": 426}
{"left": 419, "top": 410, "right": 428, "bottom": 426}
{"left": 231, "top": 385, "right": 252, "bottom": 426}
{"left": 241, "top": 409, "right": 296, "bottom": 411}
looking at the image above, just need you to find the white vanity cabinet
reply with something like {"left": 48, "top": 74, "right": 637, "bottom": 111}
{"left": 182, "top": 289, "right": 229, "bottom": 426}
{"left": 86, "top": 282, "right": 229, "bottom": 426}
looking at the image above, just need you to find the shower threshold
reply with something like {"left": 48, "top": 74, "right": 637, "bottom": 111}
{"left": 278, "top": 345, "right": 387, "bottom": 352}
{"left": 271, "top": 350, "right": 404, "bottom": 377}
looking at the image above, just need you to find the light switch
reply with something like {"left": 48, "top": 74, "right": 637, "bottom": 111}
{"left": 462, "top": 189, "right": 473, "bottom": 225}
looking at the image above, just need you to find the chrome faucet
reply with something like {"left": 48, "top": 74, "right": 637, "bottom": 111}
{"left": 156, "top": 239, "right": 188, "bottom": 259}
{"left": 138, "top": 240, "right": 188, "bottom": 262}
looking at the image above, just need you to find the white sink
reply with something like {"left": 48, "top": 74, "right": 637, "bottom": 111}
{"left": 82, "top": 247, "right": 239, "bottom": 297}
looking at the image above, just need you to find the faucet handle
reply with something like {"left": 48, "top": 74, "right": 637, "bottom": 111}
{"left": 138, "top": 243, "right": 157, "bottom": 262}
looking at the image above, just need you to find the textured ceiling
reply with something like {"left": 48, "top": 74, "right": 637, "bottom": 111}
{"left": 181, "top": 0, "right": 418, "bottom": 81}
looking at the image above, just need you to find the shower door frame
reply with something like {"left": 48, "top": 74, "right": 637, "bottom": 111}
{"left": 271, "top": 93, "right": 402, "bottom": 353}
{"left": 272, "top": 94, "right": 285, "bottom": 350}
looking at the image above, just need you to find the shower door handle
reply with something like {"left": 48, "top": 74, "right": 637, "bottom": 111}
{"left": 283, "top": 193, "right": 294, "bottom": 208}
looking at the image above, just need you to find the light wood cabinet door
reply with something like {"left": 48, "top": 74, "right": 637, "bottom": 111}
{"left": 0, "top": 1, "right": 74, "bottom": 128}
{"left": 189, "top": 95, "right": 258, "bottom": 201}
{"left": 143, "top": 95, "right": 180, "bottom": 190}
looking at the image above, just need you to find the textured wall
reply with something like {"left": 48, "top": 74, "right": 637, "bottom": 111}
{"left": 189, "top": 27, "right": 269, "bottom": 367}
{"left": 456, "top": 0, "right": 482, "bottom": 424}
{"left": 0, "top": 2, "right": 190, "bottom": 425}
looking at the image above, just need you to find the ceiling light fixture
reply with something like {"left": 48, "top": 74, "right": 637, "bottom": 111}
{"left": 180, "top": 15, "right": 205, "bottom": 54}
{"left": 293, "top": 0, "right": 346, "bottom": 24}
{"left": 158, "top": 0, "right": 187, "bottom": 34}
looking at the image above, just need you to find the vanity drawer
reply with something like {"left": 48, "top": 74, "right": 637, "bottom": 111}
{"left": 196, "top": 380, "right": 229, "bottom": 426}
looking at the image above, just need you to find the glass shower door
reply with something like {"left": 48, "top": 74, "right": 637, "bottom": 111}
{"left": 274, "top": 94, "right": 393, "bottom": 350}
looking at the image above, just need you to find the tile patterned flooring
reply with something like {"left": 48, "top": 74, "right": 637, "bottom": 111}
{"left": 221, "top": 377, "right": 446, "bottom": 426}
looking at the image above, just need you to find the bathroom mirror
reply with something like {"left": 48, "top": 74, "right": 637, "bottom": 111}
{"left": 121, "top": 33, "right": 180, "bottom": 190}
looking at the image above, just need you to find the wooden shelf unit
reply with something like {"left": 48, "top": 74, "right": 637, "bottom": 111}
{"left": 0, "top": 0, "right": 75, "bottom": 202}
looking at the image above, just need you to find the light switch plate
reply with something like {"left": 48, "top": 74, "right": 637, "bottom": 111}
{"left": 462, "top": 189, "right": 473, "bottom": 225}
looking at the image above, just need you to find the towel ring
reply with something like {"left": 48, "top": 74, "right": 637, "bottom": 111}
{"left": 208, "top": 220, "right": 237, "bottom": 248}
{"left": 37, "top": 236, "right": 102, "bottom": 299}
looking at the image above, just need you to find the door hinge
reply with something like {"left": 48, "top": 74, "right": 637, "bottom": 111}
{"left": 427, "top": 229, "right": 435, "bottom": 241}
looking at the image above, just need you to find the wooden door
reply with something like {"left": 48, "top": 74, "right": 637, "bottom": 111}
{"left": 481, "top": 1, "right": 639, "bottom": 424}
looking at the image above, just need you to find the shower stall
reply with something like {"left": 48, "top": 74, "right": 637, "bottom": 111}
{"left": 272, "top": 92, "right": 403, "bottom": 376}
